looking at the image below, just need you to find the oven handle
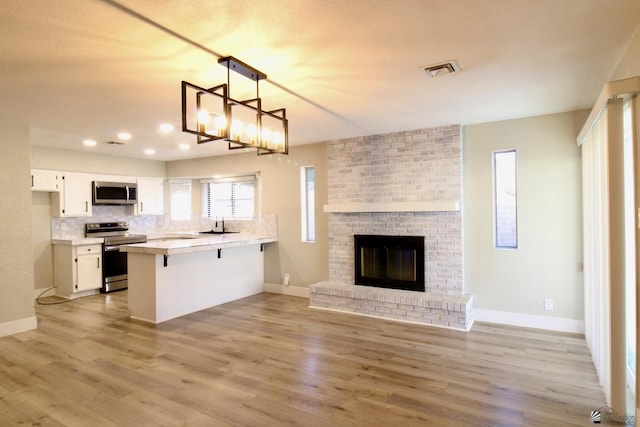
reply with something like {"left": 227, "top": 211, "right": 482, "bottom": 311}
{"left": 104, "top": 245, "right": 122, "bottom": 252}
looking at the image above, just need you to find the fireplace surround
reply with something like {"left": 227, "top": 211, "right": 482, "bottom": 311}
{"left": 309, "top": 124, "right": 473, "bottom": 330}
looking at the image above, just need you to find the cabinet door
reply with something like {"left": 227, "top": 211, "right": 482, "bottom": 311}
{"left": 31, "top": 169, "right": 60, "bottom": 192}
{"left": 76, "top": 253, "right": 102, "bottom": 292}
{"left": 136, "top": 178, "right": 164, "bottom": 215}
{"left": 61, "top": 172, "right": 93, "bottom": 217}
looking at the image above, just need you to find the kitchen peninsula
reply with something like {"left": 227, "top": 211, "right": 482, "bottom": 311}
{"left": 122, "top": 233, "right": 277, "bottom": 324}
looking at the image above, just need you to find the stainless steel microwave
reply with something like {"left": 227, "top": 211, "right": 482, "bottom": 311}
{"left": 92, "top": 181, "right": 137, "bottom": 205}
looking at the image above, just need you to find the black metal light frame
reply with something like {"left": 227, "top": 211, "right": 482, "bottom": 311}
{"left": 181, "top": 56, "right": 288, "bottom": 155}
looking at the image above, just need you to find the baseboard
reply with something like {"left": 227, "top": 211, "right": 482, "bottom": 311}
{"left": 264, "top": 283, "right": 310, "bottom": 298}
{"left": 0, "top": 316, "right": 37, "bottom": 338}
{"left": 474, "top": 308, "right": 585, "bottom": 334}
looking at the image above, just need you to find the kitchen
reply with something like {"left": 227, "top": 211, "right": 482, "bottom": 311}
{"left": 31, "top": 143, "right": 329, "bottom": 321}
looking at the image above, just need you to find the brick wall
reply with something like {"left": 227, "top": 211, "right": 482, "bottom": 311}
{"left": 326, "top": 125, "right": 464, "bottom": 293}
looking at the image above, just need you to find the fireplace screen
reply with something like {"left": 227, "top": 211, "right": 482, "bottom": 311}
{"left": 354, "top": 235, "right": 425, "bottom": 292}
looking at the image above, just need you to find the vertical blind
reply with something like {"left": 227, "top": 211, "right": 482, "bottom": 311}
{"left": 169, "top": 179, "right": 192, "bottom": 220}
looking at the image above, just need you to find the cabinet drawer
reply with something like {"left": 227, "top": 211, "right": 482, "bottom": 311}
{"left": 76, "top": 245, "right": 102, "bottom": 255}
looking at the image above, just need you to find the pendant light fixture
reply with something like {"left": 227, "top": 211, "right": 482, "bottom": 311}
{"left": 181, "top": 56, "right": 288, "bottom": 155}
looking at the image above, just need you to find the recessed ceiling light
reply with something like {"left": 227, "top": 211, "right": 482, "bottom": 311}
{"left": 159, "top": 123, "right": 175, "bottom": 133}
{"left": 117, "top": 132, "right": 132, "bottom": 140}
{"left": 179, "top": 143, "right": 190, "bottom": 150}
{"left": 144, "top": 148, "right": 156, "bottom": 155}
{"left": 83, "top": 139, "right": 97, "bottom": 146}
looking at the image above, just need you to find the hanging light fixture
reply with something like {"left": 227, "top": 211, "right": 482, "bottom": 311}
{"left": 181, "top": 56, "right": 288, "bottom": 155}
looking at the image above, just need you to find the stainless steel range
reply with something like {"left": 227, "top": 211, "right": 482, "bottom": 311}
{"left": 85, "top": 222, "right": 146, "bottom": 293}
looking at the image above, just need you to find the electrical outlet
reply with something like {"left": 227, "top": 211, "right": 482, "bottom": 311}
{"left": 544, "top": 298, "right": 554, "bottom": 311}
{"left": 283, "top": 273, "right": 290, "bottom": 287}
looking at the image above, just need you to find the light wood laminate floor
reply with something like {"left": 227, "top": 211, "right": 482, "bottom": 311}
{"left": 1, "top": 292, "right": 605, "bottom": 426}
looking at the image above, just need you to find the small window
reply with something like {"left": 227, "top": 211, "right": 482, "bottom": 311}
{"left": 169, "top": 179, "right": 192, "bottom": 221}
{"left": 493, "top": 150, "right": 517, "bottom": 249}
{"left": 300, "top": 166, "right": 315, "bottom": 242}
{"left": 202, "top": 176, "right": 255, "bottom": 219}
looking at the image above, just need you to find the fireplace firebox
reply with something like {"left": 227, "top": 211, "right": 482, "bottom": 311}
{"left": 354, "top": 234, "right": 425, "bottom": 292}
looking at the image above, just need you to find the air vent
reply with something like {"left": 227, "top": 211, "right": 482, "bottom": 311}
{"left": 103, "top": 140, "right": 126, "bottom": 145}
{"left": 423, "top": 60, "right": 460, "bottom": 77}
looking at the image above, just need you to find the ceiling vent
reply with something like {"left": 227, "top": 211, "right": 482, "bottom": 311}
{"left": 423, "top": 60, "right": 460, "bottom": 77}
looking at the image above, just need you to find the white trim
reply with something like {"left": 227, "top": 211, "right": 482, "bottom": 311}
{"left": 264, "top": 283, "right": 310, "bottom": 298}
{"left": 474, "top": 309, "right": 584, "bottom": 334}
{"left": 0, "top": 316, "right": 37, "bottom": 338}
{"left": 323, "top": 199, "right": 460, "bottom": 213}
{"left": 577, "top": 77, "right": 640, "bottom": 145}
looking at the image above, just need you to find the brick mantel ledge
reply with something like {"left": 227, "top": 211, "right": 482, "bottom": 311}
{"left": 323, "top": 200, "right": 460, "bottom": 213}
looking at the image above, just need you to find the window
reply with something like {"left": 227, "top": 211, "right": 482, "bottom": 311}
{"left": 202, "top": 175, "right": 255, "bottom": 219}
{"left": 493, "top": 150, "right": 517, "bottom": 248}
{"left": 300, "top": 166, "right": 315, "bottom": 242}
{"left": 169, "top": 179, "right": 192, "bottom": 220}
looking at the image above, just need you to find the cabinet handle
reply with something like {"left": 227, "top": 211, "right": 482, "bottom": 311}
{"left": 140, "top": 202, "right": 144, "bottom": 212}
{"left": 85, "top": 201, "right": 88, "bottom": 212}
{"left": 97, "top": 258, "right": 100, "bottom": 269}
{"left": 31, "top": 175, "right": 34, "bottom": 188}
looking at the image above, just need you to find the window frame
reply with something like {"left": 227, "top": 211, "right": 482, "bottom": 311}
{"left": 492, "top": 149, "right": 518, "bottom": 249}
{"left": 201, "top": 175, "right": 257, "bottom": 220}
{"left": 300, "top": 166, "right": 316, "bottom": 242}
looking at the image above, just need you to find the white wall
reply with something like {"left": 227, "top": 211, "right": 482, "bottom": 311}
{"left": 32, "top": 192, "right": 54, "bottom": 292}
{"left": 166, "top": 143, "right": 329, "bottom": 287}
{"left": 610, "top": 25, "right": 640, "bottom": 81}
{"left": 464, "top": 110, "right": 587, "bottom": 322}
{"left": 31, "top": 146, "right": 166, "bottom": 177}
{"left": 0, "top": 123, "right": 36, "bottom": 336}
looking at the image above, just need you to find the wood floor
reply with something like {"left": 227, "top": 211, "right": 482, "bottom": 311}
{"left": 1, "top": 291, "right": 605, "bottom": 426}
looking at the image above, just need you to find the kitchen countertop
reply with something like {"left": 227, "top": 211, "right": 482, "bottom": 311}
{"left": 121, "top": 232, "right": 277, "bottom": 256}
{"left": 52, "top": 237, "right": 104, "bottom": 245}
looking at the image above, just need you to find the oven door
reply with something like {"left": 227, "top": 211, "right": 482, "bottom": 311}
{"left": 102, "top": 244, "right": 128, "bottom": 292}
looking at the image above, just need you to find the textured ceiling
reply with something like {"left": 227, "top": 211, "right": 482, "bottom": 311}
{"left": 2, "top": 0, "right": 640, "bottom": 160}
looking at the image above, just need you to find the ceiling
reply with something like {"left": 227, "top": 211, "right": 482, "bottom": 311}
{"left": 2, "top": 0, "right": 640, "bottom": 161}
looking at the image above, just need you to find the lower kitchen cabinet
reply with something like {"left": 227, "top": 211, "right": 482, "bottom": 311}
{"left": 53, "top": 243, "right": 103, "bottom": 298}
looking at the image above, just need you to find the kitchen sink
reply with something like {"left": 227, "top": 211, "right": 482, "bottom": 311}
{"left": 198, "top": 230, "right": 240, "bottom": 235}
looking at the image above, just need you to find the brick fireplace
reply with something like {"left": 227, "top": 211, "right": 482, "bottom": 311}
{"left": 309, "top": 125, "right": 473, "bottom": 330}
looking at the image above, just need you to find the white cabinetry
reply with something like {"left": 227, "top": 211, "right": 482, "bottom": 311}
{"left": 136, "top": 178, "right": 164, "bottom": 215}
{"left": 54, "top": 243, "right": 103, "bottom": 298}
{"left": 52, "top": 172, "right": 93, "bottom": 217}
{"left": 31, "top": 169, "right": 60, "bottom": 192}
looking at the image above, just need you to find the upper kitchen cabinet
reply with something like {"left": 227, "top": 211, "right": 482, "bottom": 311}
{"left": 135, "top": 178, "right": 164, "bottom": 215}
{"left": 31, "top": 169, "right": 61, "bottom": 192}
{"left": 52, "top": 172, "right": 93, "bottom": 217}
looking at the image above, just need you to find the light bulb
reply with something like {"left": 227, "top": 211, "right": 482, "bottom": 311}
{"left": 231, "top": 120, "right": 243, "bottom": 140}
{"left": 197, "top": 109, "right": 210, "bottom": 133}
{"left": 246, "top": 125, "right": 257, "bottom": 144}
{"left": 261, "top": 128, "right": 271, "bottom": 147}
{"left": 214, "top": 115, "right": 227, "bottom": 132}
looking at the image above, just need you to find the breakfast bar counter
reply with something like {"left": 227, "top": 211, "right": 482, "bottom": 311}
{"left": 122, "top": 233, "right": 277, "bottom": 324}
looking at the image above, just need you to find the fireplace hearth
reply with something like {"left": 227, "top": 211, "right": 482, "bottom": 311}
{"left": 354, "top": 234, "right": 425, "bottom": 292}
